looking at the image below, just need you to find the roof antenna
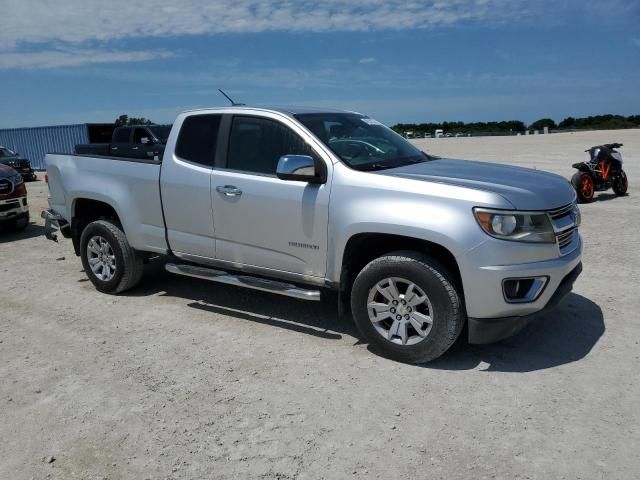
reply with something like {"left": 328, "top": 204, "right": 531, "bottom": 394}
{"left": 218, "top": 89, "right": 245, "bottom": 106}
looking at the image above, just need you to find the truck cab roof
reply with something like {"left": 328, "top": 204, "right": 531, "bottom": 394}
{"left": 182, "top": 105, "right": 360, "bottom": 118}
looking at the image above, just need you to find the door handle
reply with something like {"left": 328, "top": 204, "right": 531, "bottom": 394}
{"left": 132, "top": 146, "right": 139, "bottom": 150}
{"left": 216, "top": 185, "right": 243, "bottom": 197}
{"left": 111, "top": 147, "right": 118, "bottom": 150}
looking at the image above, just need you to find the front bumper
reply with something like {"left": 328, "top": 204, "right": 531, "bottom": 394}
{"left": 468, "top": 262, "right": 582, "bottom": 344}
{"left": 16, "top": 168, "right": 36, "bottom": 180}
{"left": 0, "top": 195, "right": 29, "bottom": 222}
{"left": 461, "top": 233, "right": 582, "bottom": 318}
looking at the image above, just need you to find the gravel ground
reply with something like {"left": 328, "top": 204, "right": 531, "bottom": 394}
{"left": 1, "top": 129, "right": 639, "bottom": 479}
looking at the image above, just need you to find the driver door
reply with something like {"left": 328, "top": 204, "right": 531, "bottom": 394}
{"left": 211, "top": 114, "right": 331, "bottom": 280}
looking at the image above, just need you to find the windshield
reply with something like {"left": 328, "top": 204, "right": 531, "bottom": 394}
{"left": 0, "top": 147, "right": 16, "bottom": 158}
{"left": 148, "top": 125, "right": 172, "bottom": 143}
{"left": 294, "top": 113, "right": 430, "bottom": 171}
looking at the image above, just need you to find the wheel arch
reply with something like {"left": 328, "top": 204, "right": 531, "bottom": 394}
{"left": 70, "top": 197, "right": 123, "bottom": 255}
{"left": 337, "top": 232, "right": 463, "bottom": 296}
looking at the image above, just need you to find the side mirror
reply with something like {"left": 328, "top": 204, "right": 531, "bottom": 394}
{"left": 276, "top": 155, "right": 326, "bottom": 184}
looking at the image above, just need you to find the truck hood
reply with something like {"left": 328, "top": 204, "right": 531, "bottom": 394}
{"left": 0, "top": 163, "right": 17, "bottom": 177}
{"left": 380, "top": 158, "right": 576, "bottom": 210}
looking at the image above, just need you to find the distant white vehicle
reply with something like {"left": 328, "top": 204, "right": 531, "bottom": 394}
{"left": 404, "top": 131, "right": 415, "bottom": 139}
{"left": 434, "top": 129, "right": 444, "bottom": 138}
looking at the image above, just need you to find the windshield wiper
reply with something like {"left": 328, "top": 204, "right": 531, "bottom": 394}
{"left": 351, "top": 153, "right": 432, "bottom": 172}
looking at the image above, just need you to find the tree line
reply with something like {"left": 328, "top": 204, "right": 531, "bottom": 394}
{"left": 392, "top": 114, "right": 640, "bottom": 135}
{"left": 114, "top": 114, "right": 154, "bottom": 127}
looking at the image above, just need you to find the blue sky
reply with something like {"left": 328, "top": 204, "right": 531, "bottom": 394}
{"left": 0, "top": 0, "right": 639, "bottom": 128}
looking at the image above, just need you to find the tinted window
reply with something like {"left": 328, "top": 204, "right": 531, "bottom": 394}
{"left": 113, "top": 128, "right": 131, "bottom": 143}
{"left": 0, "top": 147, "right": 16, "bottom": 158}
{"left": 133, "top": 128, "right": 149, "bottom": 144}
{"left": 227, "top": 116, "right": 314, "bottom": 175}
{"left": 148, "top": 125, "right": 172, "bottom": 143}
{"left": 175, "top": 114, "right": 222, "bottom": 167}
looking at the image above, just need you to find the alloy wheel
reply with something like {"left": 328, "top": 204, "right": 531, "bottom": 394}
{"left": 87, "top": 235, "right": 116, "bottom": 281}
{"left": 366, "top": 277, "right": 434, "bottom": 346}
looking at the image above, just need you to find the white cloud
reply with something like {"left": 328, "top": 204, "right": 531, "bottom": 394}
{"left": 0, "top": 0, "right": 520, "bottom": 69}
{"left": 0, "top": 48, "right": 175, "bottom": 70}
{"left": 359, "top": 57, "right": 376, "bottom": 64}
{"left": 0, "top": 0, "right": 588, "bottom": 47}
{"left": 0, "top": 0, "right": 636, "bottom": 69}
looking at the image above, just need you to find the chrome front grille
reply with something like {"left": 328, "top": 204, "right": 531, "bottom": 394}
{"left": 548, "top": 203, "right": 574, "bottom": 220}
{"left": 5, "top": 159, "right": 28, "bottom": 168}
{"left": 0, "top": 179, "right": 12, "bottom": 195}
{"left": 548, "top": 202, "right": 579, "bottom": 255}
{"left": 557, "top": 226, "right": 577, "bottom": 249}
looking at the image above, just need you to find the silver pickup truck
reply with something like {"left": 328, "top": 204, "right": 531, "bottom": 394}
{"left": 43, "top": 106, "right": 582, "bottom": 363}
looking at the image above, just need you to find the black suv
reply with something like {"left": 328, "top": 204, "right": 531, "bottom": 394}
{"left": 0, "top": 146, "right": 37, "bottom": 181}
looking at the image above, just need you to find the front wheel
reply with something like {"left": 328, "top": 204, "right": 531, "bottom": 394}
{"left": 613, "top": 170, "right": 628, "bottom": 196}
{"left": 80, "top": 219, "right": 144, "bottom": 294}
{"left": 350, "top": 251, "right": 465, "bottom": 364}
{"left": 571, "top": 171, "right": 595, "bottom": 203}
{"left": 13, "top": 212, "right": 29, "bottom": 231}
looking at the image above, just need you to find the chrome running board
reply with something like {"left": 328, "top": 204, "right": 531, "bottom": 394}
{"left": 165, "top": 263, "right": 321, "bottom": 301}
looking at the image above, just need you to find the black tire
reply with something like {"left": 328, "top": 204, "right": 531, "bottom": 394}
{"left": 80, "top": 219, "right": 144, "bottom": 294}
{"left": 612, "top": 170, "right": 628, "bottom": 196}
{"left": 350, "top": 251, "right": 465, "bottom": 364}
{"left": 13, "top": 212, "right": 29, "bottom": 231}
{"left": 571, "top": 171, "right": 595, "bottom": 203}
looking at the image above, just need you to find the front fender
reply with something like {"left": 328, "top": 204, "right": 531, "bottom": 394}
{"left": 327, "top": 199, "right": 490, "bottom": 284}
{"left": 326, "top": 163, "right": 513, "bottom": 285}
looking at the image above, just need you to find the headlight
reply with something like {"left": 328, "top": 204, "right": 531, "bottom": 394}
{"left": 473, "top": 208, "right": 555, "bottom": 243}
{"left": 11, "top": 173, "right": 24, "bottom": 186}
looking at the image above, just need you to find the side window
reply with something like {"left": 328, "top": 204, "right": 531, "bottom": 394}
{"left": 133, "top": 128, "right": 149, "bottom": 144}
{"left": 227, "top": 116, "right": 314, "bottom": 175}
{"left": 175, "top": 114, "right": 222, "bottom": 167}
{"left": 113, "top": 128, "right": 131, "bottom": 143}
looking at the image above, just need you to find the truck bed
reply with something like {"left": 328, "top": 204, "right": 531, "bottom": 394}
{"left": 74, "top": 143, "right": 110, "bottom": 156}
{"left": 45, "top": 153, "right": 168, "bottom": 253}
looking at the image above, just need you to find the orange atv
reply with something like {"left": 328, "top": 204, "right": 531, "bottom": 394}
{"left": 571, "top": 143, "right": 628, "bottom": 203}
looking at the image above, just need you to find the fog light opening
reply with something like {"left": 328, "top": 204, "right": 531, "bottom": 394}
{"left": 502, "top": 276, "right": 548, "bottom": 303}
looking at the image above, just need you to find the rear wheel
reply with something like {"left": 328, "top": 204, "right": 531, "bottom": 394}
{"left": 350, "top": 251, "right": 465, "bottom": 364}
{"left": 613, "top": 170, "right": 628, "bottom": 196}
{"left": 572, "top": 171, "right": 595, "bottom": 203}
{"left": 80, "top": 219, "right": 144, "bottom": 294}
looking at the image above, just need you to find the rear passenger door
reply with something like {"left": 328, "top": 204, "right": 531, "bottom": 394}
{"left": 109, "top": 127, "right": 132, "bottom": 157}
{"left": 211, "top": 114, "right": 331, "bottom": 280}
{"left": 160, "top": 114, "right": 222, "bottom": 259}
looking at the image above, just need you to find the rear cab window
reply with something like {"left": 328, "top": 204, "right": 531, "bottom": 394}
{"left": 175, "top": 114, "right": 222, "bottom": 167}
{"left": 113, "top": 128, "right": 132, "bottom": 143}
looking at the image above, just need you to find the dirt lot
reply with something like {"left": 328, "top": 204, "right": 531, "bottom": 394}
{"left": 1, "top": 130, "right": 639, "bottom": 479}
